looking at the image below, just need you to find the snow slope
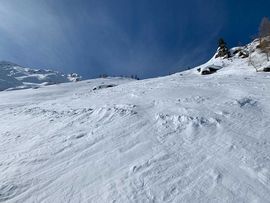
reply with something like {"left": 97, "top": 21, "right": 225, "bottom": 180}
{"left": 1, "top": 45, "right": 270, "bottom": 202}
{"left": 0, "top": 61, "right": 81, "bottom": 91}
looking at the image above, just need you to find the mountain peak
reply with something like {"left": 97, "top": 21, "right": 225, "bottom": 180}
{"left": 197, "top": 38, "right": 270, "bottom": 75}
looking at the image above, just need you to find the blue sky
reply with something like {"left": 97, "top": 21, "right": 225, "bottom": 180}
{"left": 0, "top": 0, "right": 269, "bottom": 79}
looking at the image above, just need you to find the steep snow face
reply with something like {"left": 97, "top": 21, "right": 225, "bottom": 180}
{"left": 0, "top": 61, "right": 81, "bottom": 91}
{"left": 0, "top": 62, "right": 270, "bottom": 202}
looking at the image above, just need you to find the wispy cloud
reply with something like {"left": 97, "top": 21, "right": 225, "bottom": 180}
{"left": 0, "top": 0, "right": 228, "bottom": 78}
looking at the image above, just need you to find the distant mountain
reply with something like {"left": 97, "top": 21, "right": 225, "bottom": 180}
{"left": 0, "top": 61, "right": 81, "bottom": 91}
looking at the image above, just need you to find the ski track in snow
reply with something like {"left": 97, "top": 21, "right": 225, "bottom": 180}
{"left": 0, "top": 69, "right": 270, "bottom": 202}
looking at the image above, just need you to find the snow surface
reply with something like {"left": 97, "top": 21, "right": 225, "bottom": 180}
{"left": 0, "top": 61, "right": 81, "bottom": 91}
{"left": 1, "top": 43, "right": 270, "bottom": 202}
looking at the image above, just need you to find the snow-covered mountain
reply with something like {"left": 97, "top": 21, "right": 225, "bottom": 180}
{"left": 1, "top": 40, "right": 270, "bottom": 202}
{"left": 197, "top": 38, "right": 270, "bottom": 75}
{"left": 0, "top": 61, "right": 81, "bottom": 91}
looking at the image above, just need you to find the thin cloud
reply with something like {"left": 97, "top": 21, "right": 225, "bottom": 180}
{"left": 0, "top": 0, "right": 228, "bottom": 78}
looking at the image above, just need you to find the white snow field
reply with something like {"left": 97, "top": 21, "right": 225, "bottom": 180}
{"left": 1, "top": 43, "right": 270, "bottom": 202}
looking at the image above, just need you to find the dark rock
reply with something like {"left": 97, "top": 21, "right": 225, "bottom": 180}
{"left": 263, "top": 67, "right": 270, "bottom": 72}
{"left": 199, "top": 65, "right": 222, "bottom": 75}
{"left": 93, "top": 84, "right": 117, "bottom": 90}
